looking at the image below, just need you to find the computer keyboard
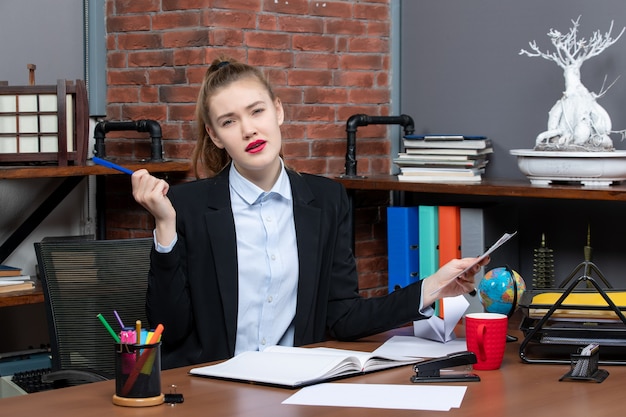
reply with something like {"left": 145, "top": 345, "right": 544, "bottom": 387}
{"left": 11, "top": 368, "right": 55, "bottom": 393}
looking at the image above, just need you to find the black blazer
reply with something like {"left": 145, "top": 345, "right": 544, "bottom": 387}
{"left": 146, "top": 167, "right": 427, "bottom": 369}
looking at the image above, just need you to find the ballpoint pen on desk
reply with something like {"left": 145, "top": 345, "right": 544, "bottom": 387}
{"left": 97, "top": 313, "right": 121, "bottom": 343}
{"left": 92, "top": 156, "right": 135, "bottom": 175}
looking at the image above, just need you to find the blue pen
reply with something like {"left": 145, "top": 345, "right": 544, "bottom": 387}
{"left": 92, "top": 156, "right": 134, "bottom": 175}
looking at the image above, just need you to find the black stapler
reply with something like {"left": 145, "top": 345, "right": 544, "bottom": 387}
{"left": 411, "top": 351, "right": 480, "bottom": 383}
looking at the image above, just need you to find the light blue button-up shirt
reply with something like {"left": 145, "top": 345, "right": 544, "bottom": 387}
{"left": 154, "top": 161, "right": 298, "bottom": 355}
{"left": 229, "top": 162, "right": 298, "bottom": 355}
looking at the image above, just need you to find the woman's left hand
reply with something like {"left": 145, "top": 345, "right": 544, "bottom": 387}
{"left": 421, "top": 256, "right": 490, "bottom": 306}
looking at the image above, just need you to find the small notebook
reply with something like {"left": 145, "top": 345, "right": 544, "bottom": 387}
{"left": 0, "top": 265, "right": 23, "bottom": 277}
{"left": 0, "top": 280, "right": 34, "bottom": 294}
{"left": 189, "top": 345, "right": 418, "bottom": 388}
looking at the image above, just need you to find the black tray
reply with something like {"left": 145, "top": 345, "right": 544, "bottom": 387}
{"left": 518, "top": 278, "right": 626, "bottom": 365}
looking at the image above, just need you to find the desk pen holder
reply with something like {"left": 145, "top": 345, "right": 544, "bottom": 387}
{"left": 112, "top": 342, "right": 164, "bottom": 407}
{"left": 559, "top": 349, "right": 609, "bottom": 383}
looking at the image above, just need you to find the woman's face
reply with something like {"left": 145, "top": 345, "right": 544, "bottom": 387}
{"left": 206, "top": 76, "right": 284, "bottom": 184}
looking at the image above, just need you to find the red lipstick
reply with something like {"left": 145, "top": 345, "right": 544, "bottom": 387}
{"left": 245, "top": 140, "right": 266, "bottom": 153}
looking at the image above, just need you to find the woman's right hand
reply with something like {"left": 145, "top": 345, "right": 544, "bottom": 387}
{"left": 131, "top": 169, "right": 176, "bottom": 245}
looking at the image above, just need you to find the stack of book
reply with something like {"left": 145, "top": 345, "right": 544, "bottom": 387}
{"left": 394, "top": 135, "right": 493, "bottom": 183}
{"left": 0, "top": 265, "right": 34, "bottom": 294}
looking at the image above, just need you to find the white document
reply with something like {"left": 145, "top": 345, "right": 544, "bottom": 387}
{"left": 0, "top": 275, "right": 31, "bottom": 281}
{"left": 413, "top": 295, "right": 468, "bottom": 342}
{"left": 430, "top": 231, "right": 517, "bottom": 296}
{"left": 0, "top": 280, "right": 27, "bottom": 286}
{"left": 282, "top": 383, "right": 467, "bottom": 411}
{"left": 372, "top": 335, "right": 468, "bottom": 359}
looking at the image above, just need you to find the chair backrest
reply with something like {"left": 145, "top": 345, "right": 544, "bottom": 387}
{"left": 35, "top": 237, "right": 153, "bottom": 378}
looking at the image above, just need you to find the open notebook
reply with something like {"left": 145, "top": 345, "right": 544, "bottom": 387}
{"left": 189, "top": 345, "right": 419, "bottom": 388}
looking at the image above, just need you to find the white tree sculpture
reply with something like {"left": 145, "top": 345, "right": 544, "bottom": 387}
{"left": 520, "top": 17, "right": 626, "bottom": 151}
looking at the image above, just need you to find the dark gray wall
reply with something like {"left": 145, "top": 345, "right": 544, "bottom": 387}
{"left": 399, "top": 1, "right": 626, "bottom": 286}
{"left": 400, "top": 1, "right": 626, "bottom": 180}
{"left": 0, "top": 0, "right": 84, "bottom": 85}
{"left": 0, "top": 0, "right": 84, "bottom": 356}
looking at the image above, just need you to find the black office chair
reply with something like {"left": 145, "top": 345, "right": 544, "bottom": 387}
{"left": 34, "top": 237, "right": 153, "bottom": 387}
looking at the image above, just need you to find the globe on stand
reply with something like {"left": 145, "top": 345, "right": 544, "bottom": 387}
{"left": 478, "top": 266, "right": 526, "bottom": 342}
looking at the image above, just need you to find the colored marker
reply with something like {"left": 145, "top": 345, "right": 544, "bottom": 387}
{"left": 92, "top": 156, "right": 134, "bottom": 175}
{"left": 119, "top": 329, "right": 136, "bottom": 374}
{"left": 113, "top": 310, "right": 125, "bottom": 328}
{"left": 141, "top": 324, "right": 164, "bottom": 375}
{"left": 147, "top": 323, "right": 164, "bottom": 344}
{"left": 135, "top": 320, "right": 142, "bottom": 345}
{"left": 120, "top": 328, "right": 136, "bottom": 344}
{"left": 97, "top": 313, "right": 121, "bottom": 343}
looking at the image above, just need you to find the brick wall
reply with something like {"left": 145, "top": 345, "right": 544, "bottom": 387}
{"left": 103, "top": 0, "right": 392, "bottom": 295}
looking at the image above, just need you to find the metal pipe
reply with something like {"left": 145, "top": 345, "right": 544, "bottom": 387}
{"left": 340, "top": 114, "right": 415, "bottom": 253}
{"left": 342, "top": 114, "right": 415, "bottom": 178}
{"left": 93, "top": 119, "right": 164, "bottom": 161}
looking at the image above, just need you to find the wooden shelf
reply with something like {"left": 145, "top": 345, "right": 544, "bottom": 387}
{"left": 0, "top": 159, "right": 192, "bottom": 301}
{"left": 0, "top": 160, "right": 190, "bottom": 179}
{"left": 335, "top": 175, "right": 626, "bottom": 202}
{"left": 0, "top": 280, "right": 43, "bottom": 308}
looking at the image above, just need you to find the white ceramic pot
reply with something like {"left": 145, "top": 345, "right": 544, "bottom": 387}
{"left": 510, "top": 149, "right": 626, "bottom": 186}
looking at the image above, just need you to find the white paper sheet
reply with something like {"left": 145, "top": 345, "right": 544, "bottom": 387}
{"left": 430, "top": 231, "right": 517, "bottom": 296}
{"left": 413, "top": 295, "right": 469, "bottom": 342}
{"left": 282, "top": 383, "right": 467, "bottom": 411}
{"left": 372, "top": 335, "right": 468, "bottom": 359}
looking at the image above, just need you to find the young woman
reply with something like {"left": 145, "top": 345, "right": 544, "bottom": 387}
{"left": 131, "top": 58, "right": 488, "bottom": 369}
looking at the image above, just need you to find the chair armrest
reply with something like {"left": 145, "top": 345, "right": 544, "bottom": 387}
{"left": 41, "top": 369, "right": 110, "bottom": 385}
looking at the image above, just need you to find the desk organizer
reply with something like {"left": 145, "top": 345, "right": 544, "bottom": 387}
{"left": 0, "top": 79, "right": 88, "bottom": 166}
{"left": 518, "top": 275, "right": 626, "bottom": 365}
{"left": 112, "top": 342, "right": 164, "bottom": 407}
{"left": 559, "top": 349, "right": 609, "bottom": 383}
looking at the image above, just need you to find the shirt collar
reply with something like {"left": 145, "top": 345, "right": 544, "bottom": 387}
{"left": 229, "top": 159, "right": 292, "bottom": 205}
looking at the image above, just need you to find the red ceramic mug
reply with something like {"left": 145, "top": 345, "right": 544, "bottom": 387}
{"left": 465, "top": 312, "right": 508, "bottom": 370}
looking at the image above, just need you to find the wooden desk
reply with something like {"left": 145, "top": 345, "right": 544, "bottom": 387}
{"left": 1, "top": 325, "right": 623, "bottom": 416}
